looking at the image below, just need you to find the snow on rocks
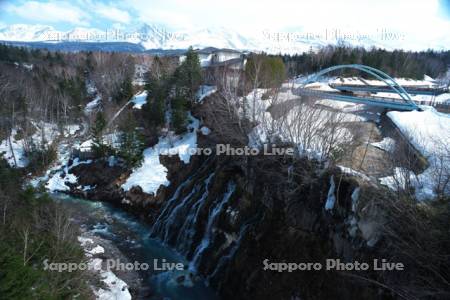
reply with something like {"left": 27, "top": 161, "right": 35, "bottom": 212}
{"left": 64, "top": 124, "right": 81, "bottom": 137}
{"left": 46, "top": 158, "right": 92, "bottom": 192}
{"left": 338, "top": 166, "right": 371, "bottom": 182}
{"left": 196, "top": 85, "right": 217, "bottom": 102}
{"left": 0, "top": 129, "right": 28, "bottom": 167}
{"left": 77, "top": 236, "right": 94, "bottom": 247}
{"left": 351, "top": 187, "right": 360, "bottom": 212}
{"left": 371, "top": 137, "right": 396, "bottom": 152}
{"left": 95, "top": 271, "right": 131, "bottom": 300}
{"left": 85, "top": 95, "right": 102, "bottom": 114}
{"left": 88, "top": 245, "right": 105, "bottom": 255}
{"left": 46, "top": 169, "right": 77, "bottom": 192}
{"left": 77, "top": 235, "right": 131, "bottom": 300}
{"left": 0, "top": 122, "right": 62, "bottom": 168}
{"left": 84, "top": 80, "right": 103, "bottom": 115}
{"left": 122, "top": 115, "right": 200, "bottom": 195}
{"left": 383, "top": 106, "right": 450, "bottom": 199}
{"left": 130, "top": 91, "right": 148, "bottom": 109}
{"left": 121, "top": 145, "right": 170, "bottom": 195}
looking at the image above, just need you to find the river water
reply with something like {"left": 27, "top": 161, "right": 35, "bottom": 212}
{"left": 52, "top": 193, "right": 218, "bottom": 300}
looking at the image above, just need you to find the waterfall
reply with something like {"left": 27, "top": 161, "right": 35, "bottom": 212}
{"left": 151, "top": 157, "right": 213, "bottom": 238}
{"left": 150, "top": 164, "right": 240, "bottom": 276}
{"left": 206, "top": 222, "right": 250, "bottom": 286}
{"left": 151, "top": 172, "right": 215, "bottom": 247}
{"left": 206, "top": 214, "right": 260, "bottom": 287}
{"left": 175, "top": 173, "right": 215, "bottom": 255}
{"left": 189, "top": 181, "right": 236, "bottom": 271}
{"left": 150, "top": 176, "right": 194, "bottom": 237}
{"left": 149, "top": 155, "right": 255, "bottom": 285}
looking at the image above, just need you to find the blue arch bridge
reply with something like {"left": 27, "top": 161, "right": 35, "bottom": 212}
{"left": 293, "top": 64, "right": 447, "bottom": 111}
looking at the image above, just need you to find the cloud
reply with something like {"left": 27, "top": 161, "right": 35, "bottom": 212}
{"left": 1, "top": 0, "right": 449, "bottom": 49}
{"left": 5, "top": 1, "right": 90, "bottom": 25}
{"left": 95, "top": 4, "right": 131, "bottom": 24}
{"left": 124, "top": 0, "right": 449, "bottom": 34}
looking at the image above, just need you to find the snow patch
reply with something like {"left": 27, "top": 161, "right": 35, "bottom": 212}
{"left": 385, "top": 107, "right": 450, "bottom": 199}
{"left": 85, "top": 95, "right": 102, "bottom": 114}
{"left": 130, "top": 91, "right": 148, "bottom": 109}
{"left": 78, "top": 235, "right": 131, "bottom": 300}
{"left": 371, "top": 137, "right": 396, "bottom": 152}
{"left": 122, "top": 115, "right": 199, "bottom": 195}
{"left": 196, "top": 85, "right": 217, "bottom": 102}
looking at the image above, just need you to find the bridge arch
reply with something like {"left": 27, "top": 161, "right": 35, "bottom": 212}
{"left": 302, "top": 64, "right": 418, "bottom": 109}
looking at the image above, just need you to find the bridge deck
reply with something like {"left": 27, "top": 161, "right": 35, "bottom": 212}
{"left": 329, "top": 83, "right": 448, "bottom": 96}
{"left": 294, "top": 88, "right": 419, "bottom": 111}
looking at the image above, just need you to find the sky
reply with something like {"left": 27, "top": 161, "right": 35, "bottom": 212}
{"left": 0, "top": 0, "right": 449, "bottom": 46}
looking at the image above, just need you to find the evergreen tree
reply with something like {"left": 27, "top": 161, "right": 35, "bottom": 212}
{"left": 174, "top": 46, "right": 202, "bottom": 101}
{"left": 91, "top": 112, "right": 110, "bottom": 157}
{"left": 118, "top": 116, "right": 145, "bottom": 167}
{"left": 171, "top": 93, "right": 188, "bottom": 133}
{"left": 115, "top": 77, "right": 133, "bottom": 103}
{"left": 169, "top": 46, "right": 202, "bottom": 133}
{"left": 143, "top": 74, "right": 166, "bottom": 128}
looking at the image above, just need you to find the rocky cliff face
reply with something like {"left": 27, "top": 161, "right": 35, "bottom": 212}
{"left": 145, "top": 152, "right": 391, "bottom": 300}
{"left": 65, "top": 130, "right": 391, "bottom": 300}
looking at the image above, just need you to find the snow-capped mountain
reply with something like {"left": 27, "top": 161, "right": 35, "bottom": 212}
{"left": 0, "top": 24, "right": 57, "bottom": 42}
{"left": 0, "top": 23, "right": 446, "bottom": 54}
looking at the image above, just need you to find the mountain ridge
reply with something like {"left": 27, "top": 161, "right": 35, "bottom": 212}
{"left": 1, "top": 23, "right": 448, "bottom": 54}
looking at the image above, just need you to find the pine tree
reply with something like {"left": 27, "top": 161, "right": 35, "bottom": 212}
{"left": 91, "top": 112, "right": 110, "bottom": 157}
{"left": 118, "top": 116, "right": 145, "bottom": 167}
{"left": 174, "top": 46, "right": 202, "bottom": 101}
{"left": 171, "top": 93, "right": 188, "bottom": 133}
{"left": 144, "top": 75, "right": 166, "bottom": 128}
{"left": 115, "top": 77, "right": 133, "bottom": 103}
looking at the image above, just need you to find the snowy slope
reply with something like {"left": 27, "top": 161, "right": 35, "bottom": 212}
{"left": 121, "top": 116, "right": 199, "bottom": 195}
{"left": 381, "top": 107, "right": 450, "bottom": 200}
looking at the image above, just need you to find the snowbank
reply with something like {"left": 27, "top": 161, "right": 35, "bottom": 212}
{"left": 382, "top": 106, "right": 450, "bottom": 199}
{"left": 46, "top": 158, "right": 92, "bottom": 192}
{"left": 371, "top": 137, "right": 395, "bottom": 152}
{"left": 121, "top": 146, "right": 170, "bottom": 194}
{"left": 95, "top": 271, "right": 131, "bottom": 300}
{"left": 130, "top": 91, "right": 148, "bottom": 109}
{"left": 196, "top": 85, "right": 217, "bottom": 102}
{"left": 0, "top": 122, "right": 62, "bottom": 168}
{"left": 85, "top": 95, "right": 102, "bottom": 114}
{"left": 0, "top": 129, "right": 28, "bottom": 167}
{"left": 77, "top": 236, "right": 131, "bottom": 300}
{"left": 122, "top": 116, "right": 199, "bottom": 195}
{"left": 387, "top": 107, "right": 450, "bottom": 158}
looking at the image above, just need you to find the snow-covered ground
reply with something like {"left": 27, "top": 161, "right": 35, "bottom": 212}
{"left": 78, "top": 236, "right": 131, "bottom": 300}
{"left": 371, "top": 137, "right": 396, "bottom": 152}
{"left": 0, "top": 129, "right": 28, "bottom": 167}
{"left": 46, "top": 158, "right": 92, "bottom": 192}
{"left": 85, "top": 95, "right": 102, "bottom": 114}
{"left": 131, "top": 91, "right": 148, "bottom": 109}
{"left": 85, "top": 81, "right": 102, "bottom": 114}
{"left": 380, "top": 106, "right": 450, "bottom": 200}
{"left": 1, "top": 123, "right": 80, "bottom": 168}
{"left": 242, "top": 85, "right": 362, "bottom": 160}
{"left": 122, "top": 116, "right": 200, "bottom": 195}
{"left": 196, "top": 85, "right": 217, "bottom": 102}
